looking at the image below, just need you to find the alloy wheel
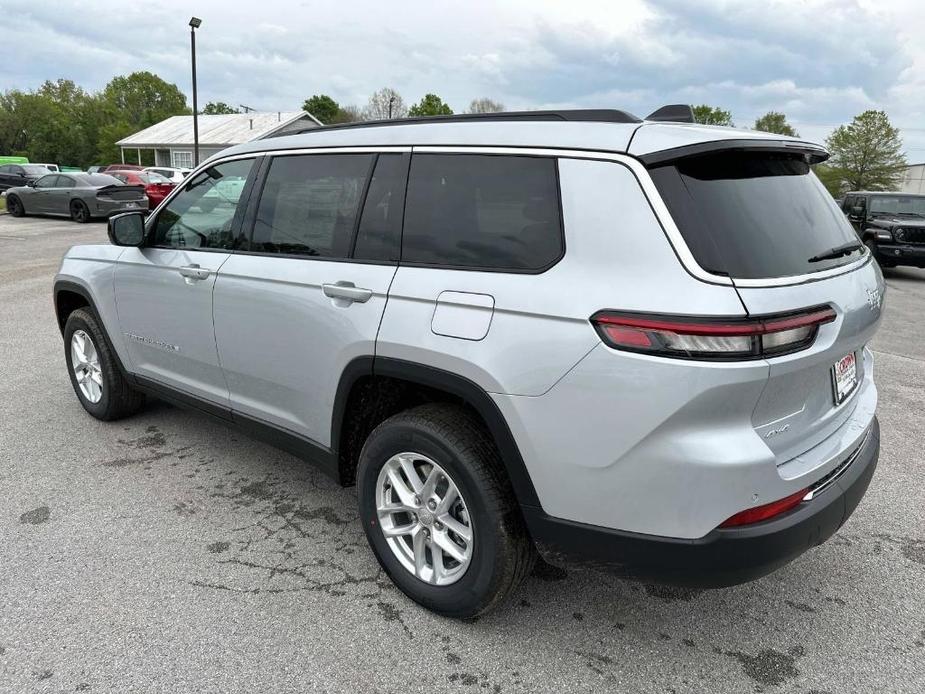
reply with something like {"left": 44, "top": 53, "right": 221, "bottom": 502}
{"left": 375, "top": 452, "right": 474, "bottom": 586}
{"left": 71, "top": 329, "right": 103, "bottom": 403}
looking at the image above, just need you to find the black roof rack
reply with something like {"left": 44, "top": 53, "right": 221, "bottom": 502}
{"left": 275, "top": 109, "right": 642, "bottom": 137}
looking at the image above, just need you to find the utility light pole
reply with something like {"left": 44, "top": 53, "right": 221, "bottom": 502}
{"left": 189, "top": 17, "right": 202, "bottom": 167}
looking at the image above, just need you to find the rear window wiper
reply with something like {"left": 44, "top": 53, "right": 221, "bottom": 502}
{"left": 807, "top": 241, "right": 863, "bottom": 263}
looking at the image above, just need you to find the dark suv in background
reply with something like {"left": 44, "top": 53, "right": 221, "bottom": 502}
{"left": 0, "top": 163, "right": 51, "bottom": 191}
{"left": 842, "top": 191, "right": 925, "bottom": 269}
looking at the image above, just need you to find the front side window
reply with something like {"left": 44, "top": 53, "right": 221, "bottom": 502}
{"left": 251, "top": 153, "right": 373, "bottom": 257}
{"left": 401, "top": 154, "right": 564, "bottom": 271}
{"left": 34, "top": 175, "right": 58, "bottom": 188}
{"left": 152, "top": 158, "right": 254, "bottom": 250}
{"left": 650, "top": 151, "right": 862, "bottom": 279}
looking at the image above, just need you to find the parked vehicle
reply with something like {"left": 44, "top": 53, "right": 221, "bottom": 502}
{"left": 54, "top": 108, "right": 883, "bottom": 617}
{"left": 87, "top": 166, "right": 104, "bottom": 174}
{"left": 34, "top": 163, "right": 60, "bottom": 172}
{"left": 842, "top": 191, "right": 925, "bottom": 269}
{"left": 109, "top": 170, "right": 176, "bottom": 208}
{"left": 0, "top": 155, "right": 30, "bottom": 166}
{"left": 99, "top": 164, "right": 145, "bottom": 173}
{"left": 0, "top": 163, "right": 51, "bottom": 191}
{"left": 6, "top": 172, "right": 148, "bottom": 222}
{"left": 144, "top": 166, "right": 191, "bottom": 184}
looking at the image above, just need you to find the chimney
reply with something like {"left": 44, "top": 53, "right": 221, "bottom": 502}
{"left": 278, "top": 111, "right": 281, "bottom": 122}
{"left": 249, "top": 118, "right": 253, "bottom": 130}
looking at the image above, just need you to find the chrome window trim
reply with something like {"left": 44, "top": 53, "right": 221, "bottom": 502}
{"left": 160, "top": 144, "right": 868, "bottom": 288}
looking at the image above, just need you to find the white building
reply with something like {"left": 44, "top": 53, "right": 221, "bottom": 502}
{"left": 899, "top": 163, "right": 925, "bottom": 194}
{"left": 115, "top": 111, "right": 321, "bottom": 168}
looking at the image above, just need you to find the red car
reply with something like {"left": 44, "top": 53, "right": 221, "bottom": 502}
{"left": 109, "top": 170, "right": 176, "bottom": 208}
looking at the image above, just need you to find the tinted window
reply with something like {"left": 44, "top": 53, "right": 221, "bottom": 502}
{"left": 353, "top": 154, "right": 406, "bottom": 262}
{"left": 34, "top": 175, "right": 57, "bottom": 188}
{"left": 0, "top": 166, "right": 9, "bottom": 174}
{"left": 84, "top": 174, "right": 121, "bottom": 186}
{"left": 57, "top": 176, "right": 75, "bottom": 188}
{"left": 251, "top": 153, "right": 373, "bottom": 257}
{"left": 649, "top": 152, "right": 861, "bottom": 279}
{"left": 402, "top": 154, "right": 563, "bottom": 270}
{"left": 153, "top": 158, "right": 254, "bottom": 249}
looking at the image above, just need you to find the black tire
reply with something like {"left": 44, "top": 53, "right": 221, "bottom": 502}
{"left": 70, "top": 199, "right": 90, "bottom": 223}
{"left": 6, "top": 194, "right": 25, "bottom": 217}
{"left": 357, "top": 403, "right": 535, "bottom": 618}
{"left": 64, "top": 307, "right": 145, "bottom": 421}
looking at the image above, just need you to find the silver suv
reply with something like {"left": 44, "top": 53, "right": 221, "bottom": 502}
{"left": 54, "top": 107, "right": 883, "bottom": 617}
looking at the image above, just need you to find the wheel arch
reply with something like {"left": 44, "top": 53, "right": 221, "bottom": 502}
{"left": 54, "top": 280, "right": 131, "bottom": 378}
{"left": 332, "top": 356, "right": 542, "bottom": 511}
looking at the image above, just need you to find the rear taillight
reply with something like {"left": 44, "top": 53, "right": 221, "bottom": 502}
{"left": 719, "top": 488, "right": 809, "bottom": 528}
{"left": 591, "top": 306, "right": 835, "bottom": 360}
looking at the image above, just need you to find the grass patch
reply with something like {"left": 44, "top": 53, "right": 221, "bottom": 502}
{"left": 0, "top": 196, "right": 6, "bottom": 212}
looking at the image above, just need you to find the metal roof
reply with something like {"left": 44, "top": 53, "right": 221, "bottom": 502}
{"left": 116, "top": 112, "right": 320, "bottom": 148}
{"left": 219, "top": 119, "right": 821, "bottom": 162}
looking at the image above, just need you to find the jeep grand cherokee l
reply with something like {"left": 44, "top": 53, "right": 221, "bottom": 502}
{"left": 53, "top": 107, "right": 883, "bottom": 617}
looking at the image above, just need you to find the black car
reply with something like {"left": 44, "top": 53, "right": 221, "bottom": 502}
{"left": 842, "top": 191, "right": 925, "bottom": 269}
{"left": 0, "top": 163, "right": 51, "bottom": 191}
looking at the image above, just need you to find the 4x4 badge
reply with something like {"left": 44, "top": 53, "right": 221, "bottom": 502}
{"left": 866, "top": 287, "right": 881, "bottom": 311}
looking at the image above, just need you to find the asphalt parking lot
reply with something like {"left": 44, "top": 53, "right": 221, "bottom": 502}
{"left": 1, "top": 213, "right": 923, "bottom": 694}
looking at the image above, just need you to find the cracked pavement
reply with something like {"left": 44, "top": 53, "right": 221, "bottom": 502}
{"left": 1, "top": 215, "right": 924, "bottom": 693}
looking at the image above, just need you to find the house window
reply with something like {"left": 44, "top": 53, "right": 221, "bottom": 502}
{"left": 172, "top": 151, "right": 194, "bottom": 169}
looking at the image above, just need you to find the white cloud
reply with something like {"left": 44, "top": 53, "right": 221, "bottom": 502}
{"left": 1, "top": 0, "right": 922, "bottom": 156}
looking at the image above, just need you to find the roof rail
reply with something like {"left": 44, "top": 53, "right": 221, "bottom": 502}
{"left": 274, "top": 109, "right": 642, "bottom": 137}
{"left": 645, "top": 104, "right": 696, "bottom": 123}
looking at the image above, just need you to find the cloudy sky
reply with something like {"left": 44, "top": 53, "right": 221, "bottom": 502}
{"left": 3, "top": 0, "right": 925, "bottom": 159}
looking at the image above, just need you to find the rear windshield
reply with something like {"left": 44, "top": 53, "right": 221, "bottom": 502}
{"left": 84, "top": 174, "right": 121, "bottom": 186}
{"left": 649, "top": 152, "right": 861, "bottom": 279}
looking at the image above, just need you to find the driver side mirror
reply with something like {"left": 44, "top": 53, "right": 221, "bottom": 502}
{"left": 26, "top": 179, "right": 36, "bottom": 187}
{"left": 108, "top": 212, "right": 145, "bottom": 247}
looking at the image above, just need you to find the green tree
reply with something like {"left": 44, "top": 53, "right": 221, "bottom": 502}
{"left": 97, "top": 71, "right": 188, "bottom": 164}
{"left": 202, "top": 101, "right": 239, "bottom": 115}
{"left": 468, "top": 97, "right": 504, "bottom": 113}
{"left": 408, "top": 93, "right": 453, "bottom": 117}
{"left": 754, "top": 111, "right": 798, "bottom": 137}
{"left": 302, "top": 94, "right": 340, "bottom": 124}
{"left": 331, "top": 105, "right": 363, "bottom": 123}
{"left": 824, "top": 110, "right": 907, "bottom": 192}
{"left": 692, "top": 104, "right": 733, "bottom": 127}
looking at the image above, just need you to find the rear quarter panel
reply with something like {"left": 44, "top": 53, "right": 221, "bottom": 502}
{"left": 376, "top": 156, "right": 747, "bottom": 396}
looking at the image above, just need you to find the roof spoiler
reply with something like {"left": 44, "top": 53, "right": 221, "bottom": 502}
{"left": 645, "top": 104, "right": 696, "bottom": 123}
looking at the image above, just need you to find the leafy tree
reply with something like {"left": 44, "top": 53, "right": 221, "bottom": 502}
{"left": 302, "top": 94, "right": 340, "bottom": 124}
{"left": 468, "top": 97, "right": 504, "bottom": 113}
{"left": 754, "top": 111, "right": 798, "bottom": 137}
{"left": 100, "top": 71, "right": 189, "bottom": 128}
{"left": 364, "top": 88, "right": 407, "bottom": 120}
{"left": 330, "top": 105, "right": 363, "bottom": 124}
{"left": 812, "top": 163, "right": 849, "bottom": 198}
{"left": 202, "top": 101, "right": 239, "bottom": 115}
{"left": 468, "top": 97, "right": 504, "bottom": 114}
{"left": 408, "top": 93, "right": 453, "bottom": 117}
{"left": 692, "top": 104, "right": 733, "bottom": 127}
{"left": 824, "top": 110, "right": 907, "bottom": 192}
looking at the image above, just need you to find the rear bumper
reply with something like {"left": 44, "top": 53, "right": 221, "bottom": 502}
{"left": 95, "top": 199, "right": 149, "bottom": 218}
{"left": 524, "top": 417, "right": 879, "bottom": 587}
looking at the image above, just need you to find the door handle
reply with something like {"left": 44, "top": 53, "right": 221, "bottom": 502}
{"left": 322, "top": 281, "right": 373, "bottom": 304}
{"left": 178, "top": 264, "right": 211, "bottom": 281}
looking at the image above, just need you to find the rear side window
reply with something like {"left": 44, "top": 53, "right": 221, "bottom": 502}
{"left": 402, "top": 154, "right": 563, "bottom": 271}
{"left": 251, "top": 153, "right": 374, "bottom": 258}
{"left": 650, "top": 152, "right": 862, "bottom": 279}
{"left": 353, "top": 154, "right": 407, "bottom": 262}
